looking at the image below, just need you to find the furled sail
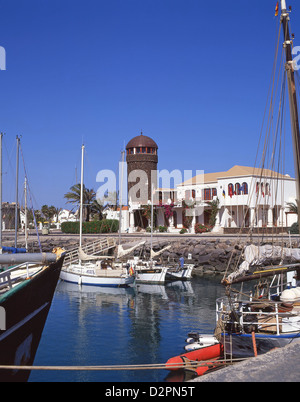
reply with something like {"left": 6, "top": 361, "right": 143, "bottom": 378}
{"left": 78, "top": 247, "right": 108, "bottom": 261}
{"left": 227, "top": 244, "right": 300, "bottom": 283}
{"left": 117, "top": 241, "right": 146, "bottom": 258}
{"left": 150, "top": 245, "right": 171, "bottom": 259}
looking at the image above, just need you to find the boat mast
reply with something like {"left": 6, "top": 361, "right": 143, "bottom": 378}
{"left": 150, "top": 183, "right": 154, "bottom": 261}
{"left": 15, "top": 135, "right": 20, "bottom": 248}
{"left": 79, "top": 144, "right": 84, "bottom": 251}
{"left": 280, "top": 0, "right": 300, "bottom": 226}
{"left": 118, "top": 150, "right": 125, "bottom": 246}
{"left": 24, "top": 177, "right": 28, "bottom": 250}
{"left": 0, "top": 133, "right": 2, "bottom": 247}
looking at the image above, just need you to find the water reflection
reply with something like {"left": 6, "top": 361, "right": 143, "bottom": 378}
{"left": 30, "top": 276, "right": 225, "bottom": 382}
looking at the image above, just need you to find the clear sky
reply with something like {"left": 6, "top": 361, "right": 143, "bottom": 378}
{"left": 0, "top": 0, "right": 299, "bottom": 210}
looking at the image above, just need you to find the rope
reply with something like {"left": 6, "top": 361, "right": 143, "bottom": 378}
{"left": 0, "top": 357, "right": 248, "bottom": 372}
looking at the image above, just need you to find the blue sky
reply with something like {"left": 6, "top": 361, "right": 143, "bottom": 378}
{"left": 0, "top": 0, "right": 299, "bottom": 209}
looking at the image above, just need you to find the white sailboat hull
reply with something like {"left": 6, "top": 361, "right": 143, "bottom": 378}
{"left": 135, "top": 266, "right": 168, "bottom": 284}
{"left": 60, "top": 264, "right": 134, "bottom": 287}
{"left": 166, "top": 265, "right": 194, "bottom": 281}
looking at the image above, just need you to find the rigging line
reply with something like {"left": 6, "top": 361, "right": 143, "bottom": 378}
{"left": 19, "top": 143, "right": 42, "bottom": 253}
{"left": 223, "top": 24, "right": 286, "bottom": 279}
{"left": 253, "top": 20, "right": 282, "bottom": 175}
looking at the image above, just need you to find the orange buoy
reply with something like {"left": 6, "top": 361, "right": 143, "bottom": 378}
{"left": 166, "top": 343, "right": 223, "bottom": 371}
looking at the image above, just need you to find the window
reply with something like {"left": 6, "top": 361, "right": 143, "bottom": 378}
{"left": 228, "top": 183, "right": 234, "bottom": 197}
{"left": 212, "top": 188, "right": 217, "bottom": 197}
{"left": 203, "top": 188, "right": 212, "bottom": 201}
{"left": 235, "top": 183, "right": 241, "bottom": 195}
{"left": 241, "top": 182, "right": 248, "bottom": 195}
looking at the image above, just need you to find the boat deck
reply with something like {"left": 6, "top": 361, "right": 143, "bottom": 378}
{"left": 0, "top": 264, "right": 43, "bottom": 295}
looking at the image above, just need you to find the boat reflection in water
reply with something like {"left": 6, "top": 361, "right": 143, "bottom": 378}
{"left": 29, "top": 276, "right": 224, "bottom": 382}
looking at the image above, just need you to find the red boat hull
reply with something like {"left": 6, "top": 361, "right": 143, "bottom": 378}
{"left": 166, "top": 343, "right": 223, "bottom": 371}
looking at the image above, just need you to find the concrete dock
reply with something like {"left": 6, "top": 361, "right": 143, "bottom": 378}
{"left": 191, "top": 339, "right": 300, "bottom": 382}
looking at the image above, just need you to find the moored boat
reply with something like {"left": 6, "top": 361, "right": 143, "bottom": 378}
{"left": 166, "top": 264, "right": 194, "bottom": 281}
{"left": 165, "top": 342, "right": 223, "bottom": 371}
{"left": 60, "top": 259, "right": 134, "bottom": 287}
{"left": 126, "top": 257, "right": 168, "bottom": 284}
{"left": 60, "top": 146, "right": 134, "bottom": 288}
{"left": 0, "top": 248, "right": 65, "bottom": 382}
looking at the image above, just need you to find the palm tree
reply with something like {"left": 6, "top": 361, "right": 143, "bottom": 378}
{"left": 52, "top": 206, "right": 62, "bottom": 223}
{"left": 91, "top": 199, "right": 104, "bottom": 221}
{"left": 286, "top": 201, "right": 298, "bottom": 214}
{"left": 64, "top": 184, "right": 96, "bottom": 222}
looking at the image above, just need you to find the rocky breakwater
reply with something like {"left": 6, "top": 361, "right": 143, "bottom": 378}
{"left": 148, "top": 239, "right": 244, "bottom": 276}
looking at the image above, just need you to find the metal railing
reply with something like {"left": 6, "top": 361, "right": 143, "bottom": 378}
{"left": 63, "top": 237, "right": 116, "bottom": 266}
{"left": 216, "top": 294, "right": 299, "bottom": 336}
{"left": 0, "top": 262, "right": 38, "bottom": 292}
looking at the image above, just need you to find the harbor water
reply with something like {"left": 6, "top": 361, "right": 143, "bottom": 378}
{"left": 29, "top": 275, "right": 225, "bottom": 382}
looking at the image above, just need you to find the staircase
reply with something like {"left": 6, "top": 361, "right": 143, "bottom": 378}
{"left": 63, "top": 237, "right": 117, "bottom": 266}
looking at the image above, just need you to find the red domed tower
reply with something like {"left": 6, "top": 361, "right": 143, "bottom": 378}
{"left": 126, "top": 131, "right": 158, "bottom": 204}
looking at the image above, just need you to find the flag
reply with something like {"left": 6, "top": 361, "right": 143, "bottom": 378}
{"left": 222, "top": 190, "right": 225, "bottom": 198}
{"left": 275, "top": 2, "right": 279, "bottom": 16}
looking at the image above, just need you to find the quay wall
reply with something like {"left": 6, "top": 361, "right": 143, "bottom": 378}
{"left": 190, "top": 338, "right": 300, "bottom": 382}
{"left": 5, "top": 231, "right": 300, "bottom": 276}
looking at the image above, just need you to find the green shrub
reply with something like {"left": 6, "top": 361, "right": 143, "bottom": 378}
{"left": 158, "top": 225, "right": 167, "bottom": 232}
{"left": 180, "top": 228, "right": 187, "bottom": 234}
{"left": 61, "top": 219, "right": 119, "bottom": 234}
{"left": 290, "top": 222, "right": 299, "bottom": 234}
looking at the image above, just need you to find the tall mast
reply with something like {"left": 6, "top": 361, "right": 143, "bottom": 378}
{"left": 118, "top": 149, "right": 125, "bottom": 246}
{"left": 15, "top": 136, "right": 20, "bottom": 248}
{"left": 24, "top": 177, "right": 28, "bottom": 250}
{"left": 79, "top": 144, "right": 84, "bottom": 251}
{"left": 150, "top": 182, "right": 154, "bottom": 261}
{"left": 0, "top": 133, "right": 3, "bottom": 247}
{"left": 280, "top": 1, "right": 300, "bottom": 226}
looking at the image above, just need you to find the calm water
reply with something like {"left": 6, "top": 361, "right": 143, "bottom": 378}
{"left": 29, "top": 276, "right": 225, "bottom": 382}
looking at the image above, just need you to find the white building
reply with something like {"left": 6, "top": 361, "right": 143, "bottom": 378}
{"left": 56, "top": 209, "right": 77, "bottom": 224}
{"left": 123, "top": 165, "right": 297, "bottom": 234}
{"left": 173, "top": 165, "right": 297, "bottom": 233}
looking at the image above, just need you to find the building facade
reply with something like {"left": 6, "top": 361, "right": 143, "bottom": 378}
{"left": 173, "top": 165, "right": 297, "bottom": 233}
{"left": 110, "top": 132, "right": 297, "bottom": 233}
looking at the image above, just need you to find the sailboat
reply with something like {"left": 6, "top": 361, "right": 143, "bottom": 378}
{"left": 212, "top": 0, "right": 300, "bottom": 359}
{"left": 60, "top": 145, "right": 134, "bottom": 287}
{"left": 125, "top": 184, "right": 170, "bottom": 284}
{"left": 0, "top": 135, "right": 65, "bottom": 381}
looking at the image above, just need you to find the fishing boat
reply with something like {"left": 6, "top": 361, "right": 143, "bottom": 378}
{"left": 213, "top": 0, "right": 300, "bottom": 359}
{"left": 60, "top": 146, "right": 134, "bottom": 287}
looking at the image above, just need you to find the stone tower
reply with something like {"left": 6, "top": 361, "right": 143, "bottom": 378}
{"left": 126, "top": 132, "right": 158, "bottom": 205}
